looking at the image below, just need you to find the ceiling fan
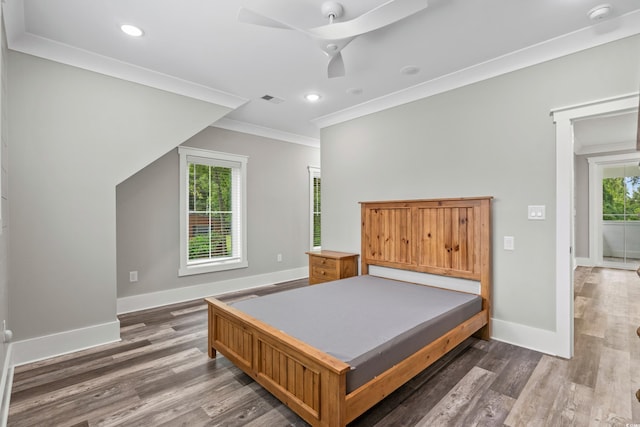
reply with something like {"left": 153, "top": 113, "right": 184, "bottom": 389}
{"left": 238, "top": 0, "right": 429, "bottom": 78}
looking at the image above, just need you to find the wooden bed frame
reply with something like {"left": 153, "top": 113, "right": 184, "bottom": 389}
{"left": 206, "top": 197, "right": 492, "bottom": 426}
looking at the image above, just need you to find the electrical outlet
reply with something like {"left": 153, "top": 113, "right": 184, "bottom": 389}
{"left": 129, "top": 271, "right": 138, "bottom": 282}
{"left": 504, "top": 236, "right": 515, "bottom": 251}
{"left": 2, "top": 320, "right": 12, "bottom": 343}
{"left": 277, "top": 254, "right": 283, "bottom": 262}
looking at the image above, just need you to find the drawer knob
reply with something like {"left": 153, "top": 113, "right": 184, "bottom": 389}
{"left": 637, "top": 326, "right": 640, "bottom": 338}
{"left": 637, "top": 389, "right": 640, "bottom": 403}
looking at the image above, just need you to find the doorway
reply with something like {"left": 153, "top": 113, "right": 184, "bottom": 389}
{"left": 552, "top": 92, "right": 639, "bottom": 359}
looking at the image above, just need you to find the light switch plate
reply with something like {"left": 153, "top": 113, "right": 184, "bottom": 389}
{"left": 528, "top": 205, "right": 546, "bottom": 220}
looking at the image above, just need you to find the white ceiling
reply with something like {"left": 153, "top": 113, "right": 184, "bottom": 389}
{"left": 4, "top": 0, "right": 640, "bottom": 146}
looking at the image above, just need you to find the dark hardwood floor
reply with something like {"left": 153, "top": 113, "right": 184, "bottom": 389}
{"left": 7, "top": 268, "right": 639, "bottom": 426}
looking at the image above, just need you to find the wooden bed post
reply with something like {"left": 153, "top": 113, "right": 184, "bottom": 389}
{"left": 360, "top": 203, "right": 369, "bottom": 276}
{"left": 208, "top": 303, "right": 216, "bottom": 358}
{"left": 477, "top": 197, "right": 492, "bottom": 340}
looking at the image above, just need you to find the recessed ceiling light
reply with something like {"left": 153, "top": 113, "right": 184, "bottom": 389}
{"left": 304, "top": 93, "right": 321, "bottom": 102}
{"left": 588, "top": 4, "right": 612, "bottom": 21}
{"left": 121, "top": 24, "right": 144, "bottom": 37}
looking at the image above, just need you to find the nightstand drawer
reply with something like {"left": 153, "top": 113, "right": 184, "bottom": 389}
{"left": 311, "top": 265, "right": 339, "bottom": 282}
{"left": 310, "top": 256, "right": 337, "bottom": 270}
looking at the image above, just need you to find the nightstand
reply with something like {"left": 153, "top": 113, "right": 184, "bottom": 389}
{"left": 305, "top": 250, "right": 359, "bottom": 285}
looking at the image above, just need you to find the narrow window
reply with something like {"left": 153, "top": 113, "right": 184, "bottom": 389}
{"left": 179, "top": 147, "right": 248, "bottom": 276}
{"left": 309, "top": 166, "right": 321, "bottom": 250}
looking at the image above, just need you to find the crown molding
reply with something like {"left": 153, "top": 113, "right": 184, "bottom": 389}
{"left": 551, "top": 92, "right": 639, "bottom": 116}
{"left": 213, "top": 118, "right": 320, "bottom": 147}
{"left": 313, "top": 9, "right": 640, "bottom": 130}
{"left": 2, "top": 0, "right": 247, "bottom": 110}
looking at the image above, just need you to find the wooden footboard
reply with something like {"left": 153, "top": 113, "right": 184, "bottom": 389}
{"left": 207, "top": 297, "right": 351, "bottom": 426}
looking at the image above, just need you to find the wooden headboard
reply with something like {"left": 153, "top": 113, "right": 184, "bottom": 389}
{"left": 360, "top": 197, "right": 492, "bottom": 334}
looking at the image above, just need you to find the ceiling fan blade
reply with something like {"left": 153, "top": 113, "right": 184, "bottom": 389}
{"left": 327, "top": 52, "right": 345, "bottom": 78}
{"left": 238, "top": 7, "right": 301, "bottom": 31}
{"left": 309, "top": 0, "right": 428, "bottom": 40}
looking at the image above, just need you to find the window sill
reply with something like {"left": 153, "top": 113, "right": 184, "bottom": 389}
{"left": 178, "top": 259, "right": 248, "bottom": 277}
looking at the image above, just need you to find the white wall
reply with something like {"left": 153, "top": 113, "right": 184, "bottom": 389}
{"left": 7, "top": 51, "right": 232, "bottom": 355}
{"left": 116, "top": 127, "right": 319, "bottom": 309}
{"left": 320, "top": 35, "right": 640, "bottom": 352}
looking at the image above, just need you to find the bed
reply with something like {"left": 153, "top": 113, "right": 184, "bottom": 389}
{"left": 206, "top": 197, "right": 492, "bottom": 426}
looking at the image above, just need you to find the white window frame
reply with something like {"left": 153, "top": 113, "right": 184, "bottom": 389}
{"left": 179, "top": 146, "right": 248, "bottom": 276}
{"left": 308, "top": 166, "right": 321, "bottom": 251}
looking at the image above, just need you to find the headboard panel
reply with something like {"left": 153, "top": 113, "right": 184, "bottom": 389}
{"left": 415, "top": 204, "right": 479, "bottom": 278}
{"left": 360, "top": 197, "right": 492, "bottom": 320}
{"left": 361, "top": 205, "right": 413, "bottom": 267}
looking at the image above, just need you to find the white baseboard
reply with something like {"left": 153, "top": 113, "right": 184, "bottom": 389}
{"left": 7, "top": 268, "right": 307, "bottom": 370}
{"left": 575, "top": 257, "right": 594, "bottom": 267}
{"left": 603, "top": 250, "right": 640, "bottom": 259}
{"left": 117, "top": 267, "right": 308, "bottom": 314}
{"left": 491, "top": 318, "right": 560, "bottom": 357}
{"left": 0, "top": 344, "right": 12, "bottom": 427}
{"left": 11, "top": 320, "right": 121, "bottom": 367}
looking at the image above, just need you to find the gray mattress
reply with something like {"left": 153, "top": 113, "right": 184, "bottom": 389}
{"left": 230, "top": 274, "right": 482, "bottom": 392}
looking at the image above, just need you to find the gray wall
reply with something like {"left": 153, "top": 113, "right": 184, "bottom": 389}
{"left": 574, "top": 153, "right": 590, "bottom": 259}
{"left": 0, "top": 5, "right": 9, "bottom": 381}
{"left": 116, "top": 126, "right": 320, "bottom": 298}
{"left": 321, "top": 35, "right": 640, "bottom": 334}
{"left": 7, "top": 51, "right": 231, "bottom": 341}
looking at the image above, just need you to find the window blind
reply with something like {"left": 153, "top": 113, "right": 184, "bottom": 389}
{"left": 187, "top": 158, "right": 241, "bottom": 264}
{"left": 313, "top": 175, "right": 321, "bottom": 248}
{"left": 309, "top": 166, "right": 321, "bottom": 249}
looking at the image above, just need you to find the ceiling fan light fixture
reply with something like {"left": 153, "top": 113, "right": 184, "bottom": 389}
{"left": 304, "top": 93, "right": 321, "bottom": 102}
{"left": 121, "top": 24, "right": 144, "bottom": 37}
{"left": 239, "top": 0, "right": 428, "bottom": 78}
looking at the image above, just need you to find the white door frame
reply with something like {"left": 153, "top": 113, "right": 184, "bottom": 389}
{"left": 552, "top": 92, "right": 639, "bottom": 359}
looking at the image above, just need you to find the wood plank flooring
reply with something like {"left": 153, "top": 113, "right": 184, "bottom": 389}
{"left": 7, "top": 268, "right": 640, "bottom": 426}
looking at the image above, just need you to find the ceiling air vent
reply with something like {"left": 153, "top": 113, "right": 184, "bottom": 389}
{"left": 260, "top": 94, "right": 284, "bottom": 104}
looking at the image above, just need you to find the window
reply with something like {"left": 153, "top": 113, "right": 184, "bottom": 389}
{"left": 179, "top": 147, "right": 248, "bottom": 276}
{"left": 600, "top": 161, "right": 640, "bottom": 265}
{"left": 309, "top": 166, "right": 321, "bottom": 250}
